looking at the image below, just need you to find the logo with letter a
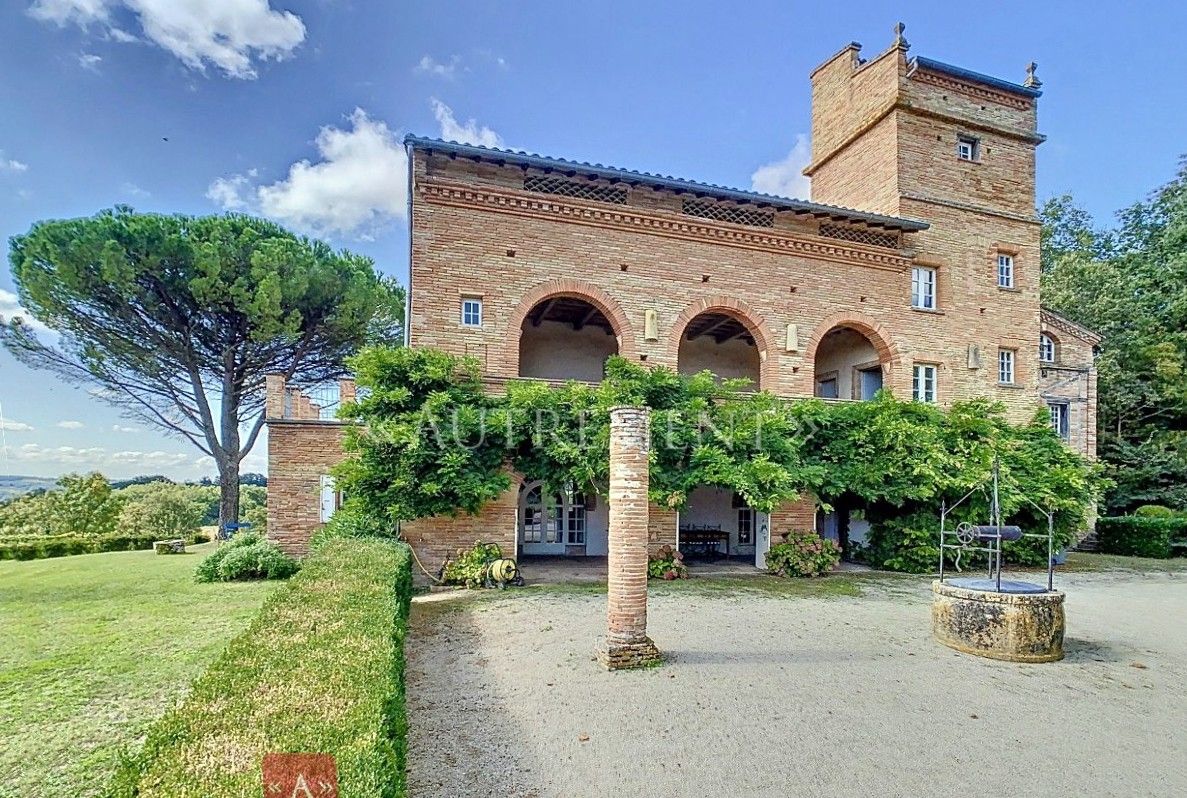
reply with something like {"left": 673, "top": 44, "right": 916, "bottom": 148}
{"left": 262, "top": 753, "right": 338, "bottom": 798}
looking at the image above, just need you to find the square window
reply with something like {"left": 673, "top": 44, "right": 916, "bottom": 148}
{"left": 997, "top": 254, "right": 1015, "bottom": 288}
{"left": 957, "top": 135, "right": 980, "bottom": 161}
{"left": 912, "top": 364, "right": 938, "bottom": 403}
{"left": 998, "top": 349, "right": 1015, "bottom": 384}
{"left": 911, "top": 266, "right": 936, "bottom": 310}
{"left": 461, "top": 297, "right": 482, "bottom": 327}
{"left": 1048, "top": 403, "right": 1070, "bottom": 440}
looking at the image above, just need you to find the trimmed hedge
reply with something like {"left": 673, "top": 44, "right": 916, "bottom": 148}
{"left": 1096, "top": 516, "right": 1187, "bottom": 558}
{"left": 0, "top": 531, "right": 208, "bottom": 561}
{"left": 104, "top": 538, "right": 414, "bottom": 798}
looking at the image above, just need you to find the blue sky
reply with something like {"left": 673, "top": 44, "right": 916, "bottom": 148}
{"left": 1, "top": 0, "right": 1184, "bottom": 480}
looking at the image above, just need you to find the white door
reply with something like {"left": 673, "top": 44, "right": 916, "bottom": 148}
{"left": 754, "top": 512, "right": 771, "bottom": 569}
{"left": 319, "top": 475, "right": 337, "bottom": 523}
{"left": 519, "top": 482, "right": 567, "bottom": 555}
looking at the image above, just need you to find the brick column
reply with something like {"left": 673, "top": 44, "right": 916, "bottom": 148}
{"left": 598, "top": 406, "right": 661, "bottom": 670}
{"left": 265, "top": 374, "right": 286, "bottom": 419}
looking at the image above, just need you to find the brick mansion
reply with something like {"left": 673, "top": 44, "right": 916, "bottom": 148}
{"left": 266, "top": 25, "right": 1100, "bottom": 568}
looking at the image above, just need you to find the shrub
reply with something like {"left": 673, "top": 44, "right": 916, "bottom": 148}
{"left": 194, "top": 533, "right": 299, "bottom": 583}
{"left": 1096, "top": 516, "right": 1187, "bottom": 558}
{"left": 117, "top": 483, "right": 207, "bottom": 540}
{"left": 105, "top": 539, "right": 413, "bottom": 798}
{"left": 647, "top": 544, "right": 688, "bottom": 580}
{"left": 0, "top": 530, "right": 208, "bottom": 560}
{"left": 1134, "top": 504, "right": 1176, "bottom": 518}
{"left": 440, "top": 540, "right": 502, "bottom": 588}
{"left": 311, "top": 499, "right": 398, "bottom": 549}
{"left": 766, "top": 529, "right": 842, "bottom": 577}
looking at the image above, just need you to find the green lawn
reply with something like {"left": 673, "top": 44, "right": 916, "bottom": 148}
{"left": 0, "top": 543, "right": 280, "bottom": 798}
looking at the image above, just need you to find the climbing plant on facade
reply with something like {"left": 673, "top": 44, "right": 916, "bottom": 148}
{"left": 334, "top": 346, "right": 1103, "bottom": 571}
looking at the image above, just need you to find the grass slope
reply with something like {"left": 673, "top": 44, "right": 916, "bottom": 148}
{"left": 0, "top": 543, "right": 279, "bottom": 798}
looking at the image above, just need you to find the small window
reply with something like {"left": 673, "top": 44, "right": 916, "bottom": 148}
{"left": 737, "top": 508, "right": 754, "bottom": 545}
{"left": 911, "top": 266, "right": 937, "bottom": 310}
{"left": 461, "top": 297, "right": 482, "bottom": 327}
{"left": 816, "top": 376, "right": 838, "bottom": 399}
{"left": 998, "top": 349, "right": 1015, "bottom": 385}
{"left": 1039, "top": 333, "right": 1056, "bottom": 363}
{"left": 957, "top": 135, "right": 980, "bottom": 161}
{"left": 997, "top": 254, "right": 1015, "bottom": 288}
{"left": 912, "top": 364, "right": 938, "bottom": 403}
{"left": 1048, "top": 403, "right": 1069, "bottom": 440}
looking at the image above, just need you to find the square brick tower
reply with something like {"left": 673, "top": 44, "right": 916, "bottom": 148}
{"left": 804, "top": 23, "right": 1046, "bottom": 403}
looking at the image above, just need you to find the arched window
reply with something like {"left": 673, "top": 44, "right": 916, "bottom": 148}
{"left": 1039, "top": 333, "right": 1057, "bottom": 363}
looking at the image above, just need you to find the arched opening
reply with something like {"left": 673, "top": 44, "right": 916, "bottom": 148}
{"left": 517, "top": 480, "right": 608, "bottom": 557}
{"left": 678, "top": 485, "right": 770, "bottom": 568}
{"left": 677, "top": 311, "right": 761, "bottom": 388}
{"left": 813, "top": 326, "right": 885, "bottom": 400}
{"left": 519, "top": 296, "right": 618, "bottom": 381}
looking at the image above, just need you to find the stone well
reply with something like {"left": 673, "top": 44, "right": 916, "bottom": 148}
{"left": 932, "top": 579, "right": 1065, "bottom": 663}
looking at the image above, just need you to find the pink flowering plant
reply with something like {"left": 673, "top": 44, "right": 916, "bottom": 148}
{"left": 765, "top": 529, "right": 841, "bottom": 577}
{"left": 647, "top": 544, "right": 689, "bottom": 580}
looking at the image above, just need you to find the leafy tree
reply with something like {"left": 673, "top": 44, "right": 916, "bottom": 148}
{"left": 118, "top": 482, "right": 207, "bottom": 540}
{"left": 1, "top": 207, "right": 404, "bottom": 526}
{"left": 1040, "top": 160, "right": 1187, "bottom": 511}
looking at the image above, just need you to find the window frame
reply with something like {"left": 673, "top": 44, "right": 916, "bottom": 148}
{"left": 1048, "top": 402, "right": 1070, "bottom": 440}
{"left": 957, "top": 135, "right": 980, "bottom": 162}
{"left": 1039, "top": 333, "right": 1056, "bottom": 363}
{"left": 997, "top": 254, "right": 1015, "bottom": 289}
{"left": 998, "top": 349, "right": 1016, "bottom": 385}
{"left": 911, "top": 266, "right": 937, "bottom": 310}
{"left": 912, "top": 363, "right": 938, "bottom": 403}
{"left": 460, "top": 296, "right": 483, "bottom": 328}
{"left": 737, "top": 507, "right": 754, "bottom": 545}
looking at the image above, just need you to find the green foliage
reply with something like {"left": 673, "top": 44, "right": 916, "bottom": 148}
{"left": 647, "top": 544, "right": 688, "bottom": 580}
{"left": 193, "top": 533, "right": 299, "bottom": 582}
{"left": 0, "top": 472, "right": 124, "bottom": 539}
{"left": 105, "top": 539, "right": 413, "bottom": 798}
{"left": 1096, "top": 516, "right": 1187, "bottom": 559}
{"left": 1134, "top": 504, "right": 1177, "bottom": 518}
{"left": 440, "top": 540, "right": 503, "bottom": 588}
{"left": 1040, "top": 161, "right": 1187, "bottom": 513}
{"left": 117, "top": 482, "right": 207, "bottom": 540}
{"left": 766, "top": 529, "right": 842, "bottom": 577}
{"left": 1, "top": 207, "right": 405, "bottom": 527}
{"left": 311, "top": 499, "right": 399, "bottom": 549}
{"left": 0, "top": 530, "right": 209, "bottom": 561}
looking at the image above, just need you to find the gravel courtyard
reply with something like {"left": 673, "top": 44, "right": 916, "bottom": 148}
{"left": 405, "top": 563, "right": 1187, "bottom": 798}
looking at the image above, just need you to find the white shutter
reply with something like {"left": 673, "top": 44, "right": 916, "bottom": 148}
{"left": 319, "top": 475, "right": 336, "bottom": 523}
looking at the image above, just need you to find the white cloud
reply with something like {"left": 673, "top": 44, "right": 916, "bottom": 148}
{"left": 56, "top": 420, "right": 85, "bottom": 429}
{"left": 0, "top": 288, "right": 53, "bottom": 337}
{"left": 208, "top": 102, "right": 501, "bottom": 239}
{"left": 12, "top": 443, "right": 108, "bottom": 466}
{"left": 750, "top": 134, "right": 812, "bottom": 200}
{"left": 28, "top": 0, "right": 306, "bottom": 79}
{"left": 431, "top": 98, "right": 502, "bottom": 148}
{"left": 415, "top": 54, "right": 461, "bottom": 79}
{"left": 112, "top": 424, "right": 140, "bottom": 433}
{"left": 0, "top": 419, "right": 34, "bottom": 432}
{"left": 78, "top": 52, "right": 102, "bottom": 71}
{"left": 0, "top": 153, "right": 29, "bottom": 173}
{"left": 205, "top": 172, "right": 252, "bottom": 210}
{"left": 109, "top": 449, "right": 190, "bottom": 467}
{"left": 245, "top": 109, "right": 408, "bottom": 238}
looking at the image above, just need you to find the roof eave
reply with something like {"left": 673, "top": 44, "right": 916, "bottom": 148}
{"left": 403, "top": 135, "right": 929, "bottom": 233}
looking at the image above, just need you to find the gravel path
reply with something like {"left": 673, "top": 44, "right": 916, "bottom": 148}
{"left": 405, "top": 570, "right": 1187, "bottom": 797}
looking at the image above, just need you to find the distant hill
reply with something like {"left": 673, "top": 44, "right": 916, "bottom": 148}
{"left": 0, "top": 475, "right": 59, "bottom": 502}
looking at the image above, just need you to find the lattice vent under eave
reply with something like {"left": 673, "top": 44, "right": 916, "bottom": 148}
{"left": 523, "top": 175, "right": 628, "bottom": 205}
{"left": 681, "top": 198, "right": 775, "bottom": 228}
{"left": 819, "top": 223, "right": 900, "bottom": 250}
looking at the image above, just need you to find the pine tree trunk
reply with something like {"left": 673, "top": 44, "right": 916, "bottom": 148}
{"left": 217, "top": 460, "right": 241, "bottom": 532}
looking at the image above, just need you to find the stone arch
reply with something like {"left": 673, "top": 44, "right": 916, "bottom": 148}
{"left": 668, "top": 295, "right": 775, "bottom": 390}
{"left": 507, "top": 278, "right": 636, "bottom": 377}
